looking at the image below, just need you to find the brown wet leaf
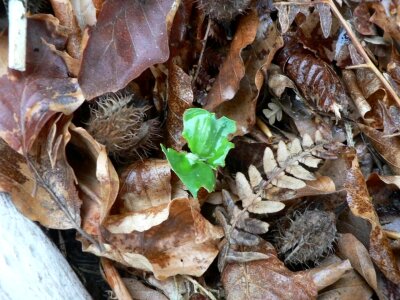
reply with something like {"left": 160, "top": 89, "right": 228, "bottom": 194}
{"left": 0, "top": 16, "right": 84, "bottom": 154}
{"left": 341, "top": 147, "right": 400, "bottom": 284}
{"left": 342, "top": 70, "right": 371, "bottom": 118}
{"left": 204, "top": 10, "right": 258, "bottom": 110}
{"left": 0, "top": 116, "right": 81, "bottom": 229}
{"left": 215, "top": 19, "right": 283, "bottom": 136}
{"left": 67, "top": 125, "right": 119, "bottom": 235}
{"left": 221, "top": 241, "right": 318, "bottom": 300}
{"left": 83, "top": 198, "right": 223, "bottom": 279}
{"left": 359, "top": 124, "right": 400, "bottom": 174}
{"left": 78, "top": 0, "right": 180, "bottom": 99}
{"left": 117, "top": 159, "right": 171, "bottom": 213}
{"left": 276, "top": 37, "right": 350, "bottom": 117}
{"left": 166, "top": 63, "right": 193, "bottom": 150}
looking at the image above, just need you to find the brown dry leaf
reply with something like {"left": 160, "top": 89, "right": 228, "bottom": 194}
{"left": 221, "top": 241, "right": 318, "bottom": 300}
{"left": 83, "top": 198, "right": 223, "bottom": 279}
{"left": 359, "top": 124, "right": 400, "bottom": 174}
{"left": 215, "top": 19, "right": 283, "bottom": 136}
{"left": 78, "top": 0, "right": 180, "bottom": 99}
{"left": 370, "top": 2, "right": 400, "bottom": 42}
{"left": 123, "top": 278, "right": 168, "bottom": 300}
{"left": 341, "top": 147, "right": 400, "bottom": 284}
{"left": 166, "top": 63, "right": 193, "bottom": 150}
{"left": 67, "top": 125, "right": 119, "bottom": 235}
{"left": 0, "top": 16, "right": 84, "bottom": 154}
{"left": 337, "top": 233, "right": 378, "bottom": 292}
{"left": 317, "top": 256, "right": 374, "bottom": 300}
{"left": 0, "top": 116, "right": 81, "bottom": 229}
{"left": 353, "top": 3, "right": 377, "bottom": 36}
{"left": 204, "top": 10, "right": 258, "bottom": 110}
{"left": 117, "top": 159, "right": 171, "bottom": 213}
{"left": 342, "top": 70, "right": 371, "bottom": 118}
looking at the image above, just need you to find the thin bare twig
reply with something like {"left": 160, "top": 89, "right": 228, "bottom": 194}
{"left": 192, "top": 18, "right": 212, "bottom": 84}
{"left": 274, "top": 0, "right": 400, "bottom": 106}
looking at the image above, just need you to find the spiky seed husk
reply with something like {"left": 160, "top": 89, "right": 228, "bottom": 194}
{"left": 86, "top": 93, "right": 159, "bottom": 162}
{"left": 198, "top": 0, "right": 251, "bottom": 22}
{"left": 276, "top": 209, "right": 337, "bottom": 265}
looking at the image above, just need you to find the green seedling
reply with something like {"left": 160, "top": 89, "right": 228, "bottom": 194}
{"left": 161, "top": 108, "right": 236, "bottom": 198}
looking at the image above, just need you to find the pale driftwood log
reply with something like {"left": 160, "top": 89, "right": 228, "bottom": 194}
{"left": 0, "top": 193, "right": 92, "bottom": 300}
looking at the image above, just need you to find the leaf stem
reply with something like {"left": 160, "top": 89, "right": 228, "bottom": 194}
{"left": 274, "top": 0, "right": 400, "bottom": 106}
{"left": 192, "top": 18, "right": 211, "bottom": 85}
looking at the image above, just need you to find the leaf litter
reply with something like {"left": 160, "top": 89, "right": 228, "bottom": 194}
{"left": 1, "top": 0, "right": 400, "bottom": 298}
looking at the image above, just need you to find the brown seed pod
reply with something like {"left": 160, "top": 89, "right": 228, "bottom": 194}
{"left": 86, "top": 93, "right": 159, "bottom": 162}
{"left": 198, "top": 0, "right": 251, "bottom": 22}
{"left": 275, "top": 209, "right": 337, "bottom": 265}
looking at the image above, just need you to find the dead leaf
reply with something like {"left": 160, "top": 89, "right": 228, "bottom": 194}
{"left": 123, "top": 277, "right": 168, "bottom": 300}
{"left": 78, "top": 0, "right": 180, "bottom": 99}
{"left": 0, "top": 34, "right": 7, "bottom": 77}
{"left": 83, "top": 198, "right": 223, "bottom": 279}
{"left": 166, "top": 63, "right": 193, "bottom": 150}
{"left": 215, "top": 19, "right": 283, "bottom": 136}
{"left": 204, "top": 10, "right": 258, "bottom": 110}
{"left": 316, "top": 255, "right": 373, "bottom": 300}
{"left": 0, "top": 116, "right": 82, "bottom": 229}
{"left": 101, "top": 258, "right": 133, "bottom": 300}
{"left": 353, "top": 3, "right": 377, "bottom": 36}
{"left": 276, "top": 37, "right": 350, "bottom": 117}
{"left": 342, "top": 70, "right": 371, "bottom": 118}
{"left": 370, "top": 2, "right": 400, "bottom": 42}
{"left": 222, "top": 241, "right": 318, "bottom": 300}
{"left": 117, "top": 159, "right": 171, "bottom": 213}
{"left": 0, "top": 16, "right": 84, "bottom": 154}
{"left": 67, "top": 125, "right": 119, "bottom": 235}
{"left": 359, "top": 124, "right": 400, "bottom": 174}
{"left": 341, "top": 147, "right": 400, "bottom": 284}
{"left": 337, "top": 233, "right": 378, "bottom": 292}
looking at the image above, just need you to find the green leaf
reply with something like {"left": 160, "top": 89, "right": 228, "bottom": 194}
{"left": 182, "top": 108, "right": 236, "bottom": 169}
{"left": 161, "top": 145, "right": 215, "bottom": 198}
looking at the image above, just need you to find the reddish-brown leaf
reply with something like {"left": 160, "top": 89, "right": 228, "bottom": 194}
{"left": 341, "top": 148, "right": 400, "bottom": 284}
{"left": 0, "top": 16, "right": 84, "bottom": 154}
{"left": 204, "top": 10, "right": 258, "bottom": 110}
{"left": 276, "top": 37, "right": 350, "bottom": 117}
{"left": 78, "top": 0, "right": 179, "bottom": 99}
{"left": 166, "top": 64, "right": 193, "bottom": 150}
{"left": 222, "top": 241, "right": 318, "bottom": 300}
{"left": 215, "top": 19, "right": 283, "bottom": 136}
{"left": 83, "top": 198, "right": 223, "bottom": 279}
{"left": 353, "top": 3, "right": 377, "bottom": 36}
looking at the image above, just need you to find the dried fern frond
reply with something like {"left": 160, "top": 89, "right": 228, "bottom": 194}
{"left": 215, "top": 190, "right": 271, "bottom": 271}
{"left": 261, "top": 132, "right": 327, "bottom": 191}
{"left": 86, "top": 93, "right": 160, "bottom": 162}
{"left": 236, "top": 166, "right": 285, "bottom": 214}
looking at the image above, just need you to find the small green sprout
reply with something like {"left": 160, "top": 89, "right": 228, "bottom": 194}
{"left": 161, "top": 108, "right": 236, "bottom": 198}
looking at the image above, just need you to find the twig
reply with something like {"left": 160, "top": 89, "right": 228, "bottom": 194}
{"left": 183, "top": 275, "right": 217, "bottom": 300}
{"left": 256, "top": 117, "right": 273, "bottom": 138}
{"left": 8, "top": 0, "right": 27, "bottom": 71}
{"left": 274, "top": 0, "right": 400, "bottom": 106}
{"left": 192, "top": 18, "right": 211, "bottom": 84}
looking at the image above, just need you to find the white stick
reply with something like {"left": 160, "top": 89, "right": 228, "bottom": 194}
{"left": 8, "top": 0, "right": 27, "bottom": 71}
{"left": 0, "top": 193, "right": 92, "bottom": 299}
